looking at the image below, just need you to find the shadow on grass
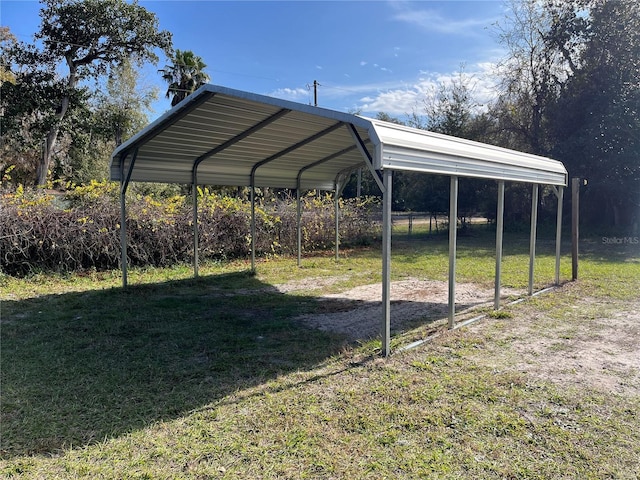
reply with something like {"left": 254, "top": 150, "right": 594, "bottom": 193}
{"left": 1, "top": 271, "right": 355, "bottom": 458}
{"left": 304, "top": 296, "right": 490, "bottom": 341}
{"left": 579, "top": 237, "right": 640, "bottom": 263}
{"left": 0, "top": 258, "right": 563, "bottom": 459}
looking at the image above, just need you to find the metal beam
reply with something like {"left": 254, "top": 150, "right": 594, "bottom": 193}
{"left": 119, "top": 149, "right": 138, "bottom": 288}
{"left": 334, "top": 177, "right": 347, "bottom": 261}
{"left": 381, "top": 169, "right": 392, "bottom": 357}
{"left": 494, "top": 180, "right": 505, "bottom": 309}
{"left": 191, "top": 110, "right": 292, "bottom": 276}
{"left": 555, "top": 186, "right": 564, "bottom": 285}
{"left": 250, "top": 121, "right": 344, "bottom": 186}
{"left": 335, "top": 183, "right": 340, "bottom": 261}
{"left": 347, "top": 124, "right": 384, "bottom": 193}
{"left": 296, "top": 186, "right": 302, "bottom": 266}
{"left": 193, "top": 172, "right": 199, "bottom": 278}
{"left": 448, "top": 176, "right": 459, "bottom": 328}
{"left": 528, "top": 184, "right": 539, "bottom": 295}
{"left": 249, "top": 122, "right": 345, "bottom": 265}
{"left": 250, "top": 185, "right": 256, "bottom": 272}
{"left": 297, "top": 144, "right": 358, "bottom": 180}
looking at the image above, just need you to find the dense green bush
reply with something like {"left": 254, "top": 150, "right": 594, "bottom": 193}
{"left": 0, "top": 183, "right": 381, "bottom": 276}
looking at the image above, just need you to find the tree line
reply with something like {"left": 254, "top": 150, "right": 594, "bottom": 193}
{"left": 1, "top": 0, "right": 209, "bottom": 187}
{"left": 1, "top": 0, "right": 638, "bottom": 229}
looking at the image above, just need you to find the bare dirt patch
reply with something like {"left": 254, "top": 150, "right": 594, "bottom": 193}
{"left": 291, "top": 278, "right": 639, "bottom": 396}
{"left": 469, "top": 295, "right": 640, "bottom": 396}
{"left": 295, "top": 279, "right": 524, "bottom": 341}
{"left": 273, "top": 275, "right": 353, "bottom": 294}
{"left": 210, "top": 273, "right": 639, "bottom": 396}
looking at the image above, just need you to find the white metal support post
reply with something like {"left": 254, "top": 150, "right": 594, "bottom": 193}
{"left": 334, "top": 185, "right": 340, "bottom": 261}
{"left": 494, "top": 180, "right": 505, "bottom": 309}
{"left": 119, "top": 184, "right": 128, "bottom": 288}
{"left": 119, "top": 149, "right": 138, "bottom": 288}
{"left": 528, "top": 184, "right": 539, "bottom": 295}
{"left": 296, "top": 187, "right": 302, "bottom": 267}
{"left": 572, "top": 178, "right": 580, "bottom": 280}
{"left": 333, "top": 177, "right": 348, "bottom": 261}
{"left": 555, "top": 186, "right": 564, "bottom": 285}
{"left": 448, "top": 176, "right": 459, "bottom": 328}
{"left": 250, "top": 184, "right": 256, "bottom": 272}
{"left": 192, "top": 172, "right": 199, "bottom": 278}
{"left": 381, "top": 169, "right": 392, "bottom": 357}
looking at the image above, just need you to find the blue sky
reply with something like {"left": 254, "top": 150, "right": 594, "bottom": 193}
{"left": 2, "top": 0, "right": 508, "bottom": 119}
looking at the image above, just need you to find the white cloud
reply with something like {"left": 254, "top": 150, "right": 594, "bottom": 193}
{"left": 266, "top": 64, "right": 499, "bottom": 118}
{"left": 356, "top": 64, "right": 499, "bottom": 116}
{"left": 360, "top": 61, "right": 367, "bottom": 66}
{"left": 391, "top": 3, "right": 496, "bottom": 36}
{"left": 269, "top": 87, "right": 309, "bottom": 102}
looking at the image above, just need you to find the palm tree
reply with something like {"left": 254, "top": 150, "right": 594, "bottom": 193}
{"left": 159, "top": 49, "right": 210, "bottom": 107}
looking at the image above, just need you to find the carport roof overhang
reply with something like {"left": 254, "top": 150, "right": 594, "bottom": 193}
{"left": 109, "top": 84, "right": 568, "bottom": 189}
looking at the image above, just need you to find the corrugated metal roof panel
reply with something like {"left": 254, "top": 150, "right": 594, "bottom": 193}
{"left": 369, "top": 120, "right": 567, "bottom": 185}
{"left": 110, "top": 84, "right": 567, "bottom": 189}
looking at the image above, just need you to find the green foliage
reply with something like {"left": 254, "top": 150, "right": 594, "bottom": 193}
{"left": 36, "top": 0, "right": 172, "bottom": 78}
{"left": 159, "top": 49, "right": 210, "bottom": 106}
{"left": 0, "top": 26, "right": 16, "bottom": 85}
{"left": 0, "top": 185, "right": 381, "bottom": 276}
{"left": 493, "top": 0, "right": 640, "bottom": 228}
{"left": 2, "top": 0, "right": 172, "bottom": 186}
{"left": 547, "top": 0, "right": 640, "bottom": 227}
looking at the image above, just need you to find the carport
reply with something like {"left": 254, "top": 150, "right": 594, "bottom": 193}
{"left": 110, "top": 84, "right": 568, "bottom": 356}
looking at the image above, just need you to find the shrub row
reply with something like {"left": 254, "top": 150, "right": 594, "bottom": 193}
{"left": 1, "top": 184, "right": 381, "bottom": 276}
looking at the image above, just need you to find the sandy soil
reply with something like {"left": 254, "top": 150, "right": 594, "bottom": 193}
{"left": 282, "top": 277, "right": 639, "bottom": 396}
{"left": 290, "top": 278, "right": 523, "bottom": 341}
{"left": 472, "top": 297, "right": 640, "bottom": 396}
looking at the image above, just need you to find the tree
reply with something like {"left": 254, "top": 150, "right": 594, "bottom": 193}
{"left": 1, "top": 55, "right": 70, "bottom": 184}
{"left": 492, "top": 0, "right": 568, "bottom": 155}
{"left": 490, "top": 0, "right": 640, "bottom": 229}
{"left": 60, "top": 59, "right": 159, "bottom": 184}
{"left": 5, "top": 0, "right": 172, "bottom": 186}
{"left": 420, "top": 67, "right": 480, "bottom": 140}
{"left": 159, "top": 49, "right": 210, "bottom": 107}
{"left": 404, "top": 70, "right": 495, "bottom": 221}
{"left": 0, "top": 27, "right": 17, "bottom": 85}
{"left": 95, "top": 58, "right": 158, "bottom": 147}
{"left": 547, "top": 0, "right": 640, "bottom": 227}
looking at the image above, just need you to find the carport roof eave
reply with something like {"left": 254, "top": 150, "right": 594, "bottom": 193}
{"left": 364, "top": 117, "right": 568, "bottom": 187}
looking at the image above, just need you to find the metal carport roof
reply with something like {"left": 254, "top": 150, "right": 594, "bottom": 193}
{"left": 110, "top": 84, "right": 567, "bottom": 189}
{"left": 110, "top": 84, "right": 568, "bottom": 356}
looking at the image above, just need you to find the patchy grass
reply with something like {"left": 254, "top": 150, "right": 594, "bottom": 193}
{"left": 1, "top": 229, "right": 639, "bottom": 478}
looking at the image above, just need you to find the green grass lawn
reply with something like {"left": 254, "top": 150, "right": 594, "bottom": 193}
{"left": 1, "top": 226, "right": 639, "bottom": 478}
